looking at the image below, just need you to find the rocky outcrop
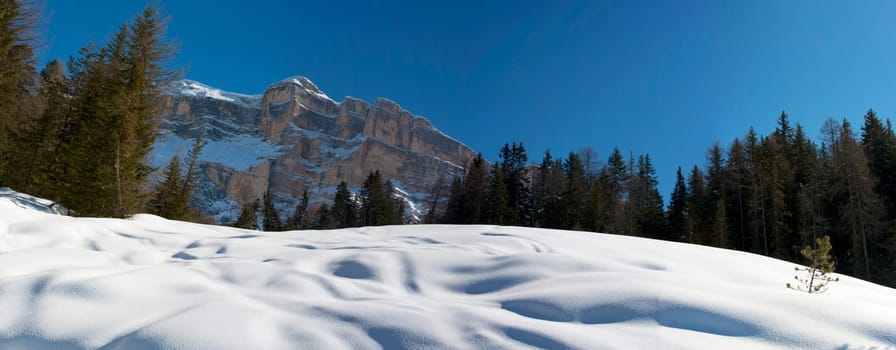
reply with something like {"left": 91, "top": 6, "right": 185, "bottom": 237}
{"left": 153, "top": 77, "right": 475, "bottom": 223}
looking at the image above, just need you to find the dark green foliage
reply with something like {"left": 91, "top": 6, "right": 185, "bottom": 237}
{"left": 0, "top": 0, "right": 38, "bottom": 182}
{"left": 234, "top": 199, "right": 260, "bottom": 230}
{"left": 787, "top": 235, "right": 839, "bottom": 293}
{"left": 668, "top": 167, "right": 688, "bottom": 241}
{"left": 148, "top": 155, "right": 184, "bottom": 219}
{"left": 5, "top": 4, "right": 176, "bottom": 218}
{"left": 686, "top": 165, "right": 707, "bottom": 244}
{"left": 314, "top": 204, "right": 332, "bottom": 229}
{"left": 485, "top": 164, "right": 510, "bottom": 225}
{"left": 147, "top": 136, "right": 203, "bottom": 221}
{"left": 499, "top": 142, "right": 531, "bottom": 226}
{"left": 442, "top": 176, "right": 465, "bottom": 224}
{"left": 286, "top": 191, "right": 310, "bottom": 230}
{"left": 262, "top": 191, "right": 283, "bottom": 231}
{"left": 331, "top": 181, "right": 358, "bottom": 228}
{"left": 360, "top": 171, "right": 402, "bottom": 226}
{"left": 561, "top": 152, "right": 587, "bottom": 230}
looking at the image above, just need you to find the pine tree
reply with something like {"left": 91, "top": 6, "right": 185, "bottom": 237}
{"left": 359, "top": 171, "right": 401, "bottom": 226}
{"left": 234, "top": 199, "right": 260, "bottom": 230}
{"left": 486, "top": 164, "right": 510, "bottom": 225}
{"left": 462, "top": 153, "right": 488, "bottom": 224}
{"left": 10, "top": 60, "right": 69, "bottom": 195}
{"left": 827, "top": 119, "right": 885, "bottom": 281}
{"left": 561, "top": 152, "right": 587, "bottom": 229}
{"left": 686, "top": 165, "right": 707, "bottom": 244}
{"left": 861, "top": 109, "right": 896, "bottom": 217}
{"left": 262, "top": 191, "right": 283, "bottom": 231}
{"left": 442, "top": 176, "right": 465, "bottom": 224}
{"left": 726, "top": 138, "right": 751, "bottom": 250}
{"left": 286, "top": 191, "right": 309, "bottom": 230}
{"left": 314, "top": 204, "right": 332, "bottom": 229}
{"left": 787, "top": 235, "right": 839, "bottom": 293}
{"left": 148, "top": 154, "right": 184, "bottom": 219}
{"left": 604, "top": 147, "right": 628, "bottom": 234}
{"left": 331, "top": 181, "right": 357, "bottom": 228}
{"left": 632, "top": 154, "right": 667, "bottom": 238}
{"left": 668, "top": 167, "right": 688, "bottom": 241}
{"left": 706, "top": 143, "right": 729, "bottom": 247}
{"left": 0, "top": 0, "right": 38, "bottom": 183}
{"left": 498, "top": 142, "right": 530, "bottom": 225}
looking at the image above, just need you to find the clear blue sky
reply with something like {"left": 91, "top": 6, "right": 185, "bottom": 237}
{"left": 38, "top": 0, "right": 896, "bottom": 199}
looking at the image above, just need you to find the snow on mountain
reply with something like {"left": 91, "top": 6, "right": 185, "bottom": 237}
{"left": 152, "top": 129, "right": 285, "bottom": 171}
{"left": 155, "top": 76, "right": 475, "bottom": 224}
{"left": 171, "top": 80, "right": 262, "bottom": 108}
{"left": 1, "top": 190, "right": 894, "bottom": 349}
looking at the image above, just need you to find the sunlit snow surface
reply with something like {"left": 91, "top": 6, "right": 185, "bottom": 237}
{"left": 151, "top": 130, "right": 284, "bottom": 171}
{"left": 0, "top": 191, "right": 895, "bottom": 350}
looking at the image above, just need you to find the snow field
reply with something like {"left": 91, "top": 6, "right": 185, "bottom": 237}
{"left": 0, "top": 191, "right": 894, "bottom": 349}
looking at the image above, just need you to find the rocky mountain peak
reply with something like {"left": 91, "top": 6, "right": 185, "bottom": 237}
{"left": 154, "top": 76, "right": 476, "bottom": 224}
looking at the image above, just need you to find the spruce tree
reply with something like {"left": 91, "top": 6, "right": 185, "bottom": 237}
{"left": 561, "top": 152, "right": 587, "bottom": 229}
{"left": 442, "top": 176, "right": 465, "bottom": 224}
{"left": 0, "top": 0, "right": 38, "bottom": 183}
{"left": 486, "top": 164, "right": 510, "bottom": 225}
{"left": 315, "top": 204, "right": 332, "bottom": 229}
{"left": 463, "top": 154, "right": 488, "bottom": 224}
{"left": 331, "top": 181, "right": 357, "bottom": 228}
{"left": 262, "top": 191, "right": 283, "bottom": 231}
{"left": 686, "top": 165, "right": 707, "bottom": 244}
{"left": 604, "top": 147, "right": 628, "bottom": 234}
{"left": 668, "top": 167, "right": 688, "bottom": 241}
{"left": 234, "top": 199, "right": 260, "bottom": 230}
{"left": 149, "top": 154, "right": 184, "bottom": 219}
{"left": 286, "top": 190, "right": 309, "bottom": 230}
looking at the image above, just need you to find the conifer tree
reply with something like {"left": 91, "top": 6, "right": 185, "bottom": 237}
{"left": 725, "top": 138, "right": 751, "bottom": 250}
{"left": 0, "top": 0, "right": 38, "bottom": 182}
{"left": 149, "top": 154, "right": 184, "bottom": 219}
{"left": 234, "top": 199, "right": 260, "bottom": 230}
{"left": 442, "top": 176, "right": 465, "bottom": 224}
{"left": 486, "top": 164, "right": 510, "bottom": 225}
{"left": 262, "top": 191, "right": 283, "bottom": 231}
{"left": 561, "top": 152, "right": 587, "bottom": 229}
{"left": 286, "top": 190, "right": 309, "bottom": 230}
{"left": 331, "top": 181, "right": 357, "bottom": 228}
{"left": 861, "top": 109, "right": 896, "bottom": 217}
{"left": 685, "top": 165, "right": 709, "bottom": 244}
{"left": 668, "top": 167, "right": 688, "bottom": 241}
{"left": 787, "top": 235, "right": 839, "bottom": 293}
{"left": 314, "top": 203, "right": 332, "bottom": 229}
{"left": 462, "top": 153, "right": 488, "bottom": 224}
{"left": 632, "top": 154, "right": 666, "bottom": 238}
{"left": 360, "top": 171, "right": 401, "bottom": 226}
{"left": 603, "top": 148, "right": 628, "bottom": 234}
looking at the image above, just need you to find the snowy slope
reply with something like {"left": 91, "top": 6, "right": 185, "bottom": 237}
{"left": 0, "top": 191, "right": 894, "bottom": 350}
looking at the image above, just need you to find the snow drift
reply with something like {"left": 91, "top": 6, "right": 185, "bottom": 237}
{"left": 0, "top": 190, "right": 894, "bottom": 349}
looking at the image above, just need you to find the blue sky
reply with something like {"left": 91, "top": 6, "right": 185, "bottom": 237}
{"left": 38, "top": 0, "right": 896, "bottom": 198}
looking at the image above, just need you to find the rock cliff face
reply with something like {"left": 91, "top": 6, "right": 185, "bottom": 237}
{"left": 152, "top": 77, "right": 475, "bottom": 223}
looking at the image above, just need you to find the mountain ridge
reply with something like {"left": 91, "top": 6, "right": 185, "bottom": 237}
{"left": 153, "top": 76, "right": 476, "bottom": 224}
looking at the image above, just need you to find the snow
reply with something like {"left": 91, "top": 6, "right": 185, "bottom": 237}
{"left": 2, "top": 190, "right": 895, "bottom": 350}
{"left": 152, "top": 130, "right": 284, "bottom": 171}
{"left": 273, "top": 76, "right": 336, "bottom": 104}
{"left": 172, "top": 80, "right": 261, "bottom": 108}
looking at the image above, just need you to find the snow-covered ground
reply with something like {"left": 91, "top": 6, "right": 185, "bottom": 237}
{"left": 0, "top": 190, "right": 894, "bottom": 350}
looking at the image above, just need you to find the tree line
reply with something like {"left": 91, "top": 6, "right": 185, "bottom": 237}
{"left": 232, "top": 170, "right": 405, "bottom": 231}
{"left": 0, "top": 2, "right": 184, "bottom": 219}
{"left": 432, "top": 112, "right": 896, "bottom": 287}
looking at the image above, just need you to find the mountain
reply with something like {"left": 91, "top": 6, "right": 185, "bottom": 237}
{"left": 2, "top": 188, "right": 895, "bottom": 349}
{"left": 152, "top": 77, "right": 475, "bottom": 223}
